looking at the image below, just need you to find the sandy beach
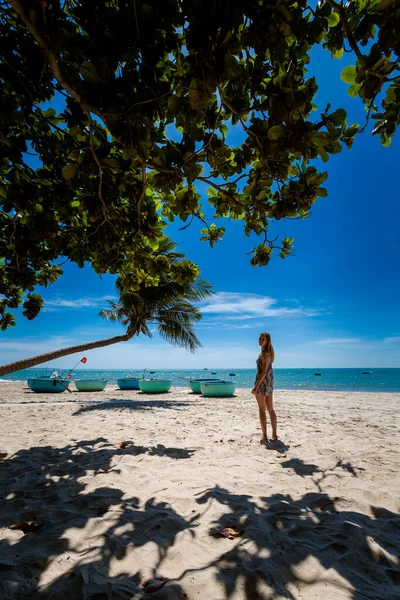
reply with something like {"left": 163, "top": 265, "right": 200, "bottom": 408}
{"left": 0, "top": 383, "right": 399, "bottom": 599}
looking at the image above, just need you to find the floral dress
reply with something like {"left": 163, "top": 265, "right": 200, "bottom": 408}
{"left": 255, "top": 354, "right": 274, "bottom": 396}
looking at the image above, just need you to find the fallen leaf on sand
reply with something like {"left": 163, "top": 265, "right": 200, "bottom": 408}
{"left": 209, "top": 526, "right": 242, "bottom": 540}
{"left": 94, "top": 468, "right": 107, "bottom": 475}
{"left": 140, "top": 577, "right": 169, "bottom": 593}
{"left": 119, "top": 441, "right": 132, "bottom": 449}
{"left": 9, "top": 521, "right": 43, "bottom": 534}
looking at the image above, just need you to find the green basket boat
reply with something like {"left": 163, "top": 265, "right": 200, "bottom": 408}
{"left": 189, "top": 378, "right": 224, "bottom": 394}
{"left": 74, "top": 379, "right": 107, "bottom": 392}
{"left": 27, "top": 378, "right": 70, "bottom": 393}
{"left": 139, "top": 379, "right": 172, "bottom": 394}
{"left": 200, "top": 381, "right": 236, "bottom": 397}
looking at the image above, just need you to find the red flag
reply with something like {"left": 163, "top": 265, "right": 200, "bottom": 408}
{"left": 81, "top": 357, "right": 87, "bottom": 364}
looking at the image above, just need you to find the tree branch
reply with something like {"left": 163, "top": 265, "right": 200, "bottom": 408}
{"left": 87, "top": 112, "right": 108, "bottom": 221}
{"left": 137, "top": 164, "right": 146, "bottom": 233}
{"left": 10, "top": 0, "right": 104, "bottom": 120}
{"left": 217, "top": 83, "right": 264, "bottom": 154}
{"left": 327, "top": 0, "right": 366, "bottom": 66}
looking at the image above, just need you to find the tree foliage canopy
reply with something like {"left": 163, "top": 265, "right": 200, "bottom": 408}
{"left": 1, "top": 0, "right": 399, "bottom": 329}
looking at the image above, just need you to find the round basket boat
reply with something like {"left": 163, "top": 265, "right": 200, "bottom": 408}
{"left": 117, "top": 377, "right": 141, "bottom": 390}
{"left": 200, "top": 381, "right": 236, "bottom": 397}
{"left": 139, "top": 379, "right": 172, "bottom": 394}
{"left": 74, "top": 379, "right": 107, "bottom": 392}
{"left": 189, "top": 378, "right": 224, "bottom": 394}
{"left": 27, "top": 378, "right": 70, "bottom": 393}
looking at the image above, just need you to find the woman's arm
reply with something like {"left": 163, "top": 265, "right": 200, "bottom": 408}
{"left": 251, "top": 352, "right": 270, "bottom": 394}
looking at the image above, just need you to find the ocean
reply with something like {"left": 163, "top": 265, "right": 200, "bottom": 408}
{"left": 1, "top": 368, "right": 399, "bottom": 393}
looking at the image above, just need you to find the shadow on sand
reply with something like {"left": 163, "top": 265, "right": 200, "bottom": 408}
{"left": 0, "top": 438, "right": 197, "bottom": 599}
{"left": 0, "top": 442, "right": 398, "bottom": 599}
{"left": 73, "top": 398, "right": 192, "bottom": 415}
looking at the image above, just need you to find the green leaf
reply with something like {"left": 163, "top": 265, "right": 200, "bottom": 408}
{"left": 310, "top": 132, "right": 331, "bottom": 147}
{"left": 224, "top": 54, "right": 242, "bottom": 79}
{"left": 316, "top": 187, "right": 328, "bottom": 197}
{"left": 188, "top": 78, "right": 214, "bottom": 111}
{"left": 101, "top": 157, "right": 122, "bottom": 170}
{"left": 332, "top": 48, "right": 344, "bottom": 59}
{"left": 326, "top": 13, "right": 340, "bottom": 27}
{"left": 384, "top": 85, "right": 396, "bottom": 105}
{"left": 167, "top": 94, "right": 184, "bottom": 114}
{"left": 43, "top": 108, "right": 56, "bottom": 118}
{"left": 319, "top": 148, "right": 329, "bottom": 163}
{"left": 381, "top": 133, "right": 392, "bottom": 148}
{"left": 80, "top": 60, "right": 100, "bottom": 84}
{"left": 329, "top": 108, "right": 347, "bottom": 126}
{"left": 369, "top": 0, "right": 393, "bottom": 12}
{"left": 219, "top": 123, "right": 228, "bottom": 138}
{"left": 341, "top": 66, "right": 357, "bottom": 84}
{"left": 268, "top": 125, "right": 286, "bottom": 141}
{"left": 62, "top": 163, "right": 78, "bottom": 180}
{"left": 348, "top": 83, "right": 362, "bottom": 98}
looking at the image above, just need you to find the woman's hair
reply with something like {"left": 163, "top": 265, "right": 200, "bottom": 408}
{"left": 260, "top": 332, "right": 275, "bottom": 362}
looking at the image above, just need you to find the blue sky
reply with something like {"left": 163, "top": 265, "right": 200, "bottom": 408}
{"left": 1, "top": 47, "right": 399, "bottom": 370}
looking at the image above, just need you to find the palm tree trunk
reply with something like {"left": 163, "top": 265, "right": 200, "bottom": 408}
{"left": 0, "top": 332, "right": 133, "bottom": 377}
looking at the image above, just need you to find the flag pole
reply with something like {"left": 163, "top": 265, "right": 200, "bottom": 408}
{"left": 70, "top": 357, "right": 87, "bottom": 372}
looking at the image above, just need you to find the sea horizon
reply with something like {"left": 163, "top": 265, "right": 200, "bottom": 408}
{"left": 2, "top": 367, "right": 399, "bottom": 393}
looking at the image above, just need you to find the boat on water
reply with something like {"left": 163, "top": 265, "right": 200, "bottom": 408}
{"left": 74, "top": 379, "right": 107, "bottom": 392}
{"left": 200, "top": 381, "right": 236, "bottom": 397}
{"left": 189, "top": 378, "right": 224, "bottom": 394}
{"left": 117, "top": 377, "right": 141, "bottom": 390}
{"left": 27, "top": 378, "right": 70, "bottom": 393}
{"left": 362, "top": 371, "right": 372, "bottom": 375}
{"left": 139, "top": 379, "right": 172, "bottom": 394}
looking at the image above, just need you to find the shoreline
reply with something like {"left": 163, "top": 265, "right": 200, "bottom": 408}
{"left": 1, "top": 380, "right": 399, "bottom": 394}
{"left": 1, "top": 381, "right": 400, "bottom": 400}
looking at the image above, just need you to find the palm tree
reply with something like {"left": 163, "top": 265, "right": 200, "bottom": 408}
{"left": 0, "top": 240, "right": 213, "bottom": 377}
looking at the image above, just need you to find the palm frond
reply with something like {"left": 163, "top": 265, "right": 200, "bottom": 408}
{"left": 157, "top": 302, "right": 202, "bottom": 323}
{"left": 98, "top": 309, "right": 119, "bottom": 322}
{"left": 157, "top": 320, "right": 201, "bottom": 353}
{"left": 104, "top": 237, "right": 213, "bottom": 351}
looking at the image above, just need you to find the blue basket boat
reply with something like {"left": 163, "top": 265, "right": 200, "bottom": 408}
{"left": 27, "top": 378, "right": 70, "bottom": 393}
{"left": 117, "top": 377, "right": 141, "bottom": 390}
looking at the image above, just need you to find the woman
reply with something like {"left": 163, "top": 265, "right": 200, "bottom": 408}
{"left": 251, "top": 332, "right": 278, "bottom": 442}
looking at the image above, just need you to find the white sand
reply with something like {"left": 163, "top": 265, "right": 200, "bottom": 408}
{"left": 0, "top": 383, "right": 399, "bottom": 599}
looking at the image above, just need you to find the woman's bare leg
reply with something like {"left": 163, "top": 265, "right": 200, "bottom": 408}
{"left": 266, "top": 395, "right": 277, "bottom": 439}
{"left": 255, "top": 394, "right": 268, "bottom": 440}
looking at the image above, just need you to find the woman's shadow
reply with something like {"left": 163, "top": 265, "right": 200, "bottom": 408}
{"left": 260, "top": 438, "right": 290, "bottom": 453}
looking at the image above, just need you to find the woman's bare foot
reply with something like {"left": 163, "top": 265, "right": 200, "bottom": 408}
{"left": 261, "top": 435, "right": 269, "bottom": 443}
